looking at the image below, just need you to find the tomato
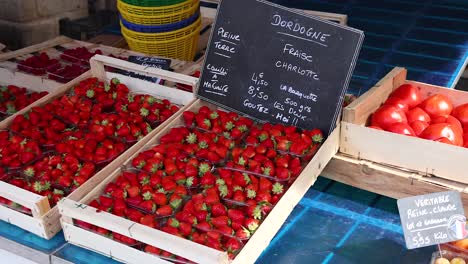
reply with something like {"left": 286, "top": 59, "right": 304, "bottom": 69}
{"left": 435, "top": 138, "right": 453, "bottom": 145}
{"left": 463, "top": 133, "right": 468, "bottom": 148}
{"left": 387, "top": 123, "right": 415, "bottom": 136}
{"left": 384, "top": 96, "right": 409, "bottom": 113}
{"left": 452, "top": 103, "right": 468, "bottom": 126}
{"left": 406, "top": 107, "right": 431, "bottom": 124}
{"left": 368, "top": 126, "right": 383, "bottom": 131}
{"left": 419, "top": 94, "right": 453, "bottom": 118}
{"left": 410, "top": 120, "right": 428, "bottom": 136}
{"left": 370, "top": 105, "right": 407, "bottom": 130}
{"left": 453, "top": 239, "right": 468, "bottom": 250}
{"left": 390, "top": 83, "right": 422, "bottom": 108}
{"left": 432, "top": 115, "right": 463, "bottom": 133}
{"left": 419, "top": 123, "right": 463, "bottom": 146}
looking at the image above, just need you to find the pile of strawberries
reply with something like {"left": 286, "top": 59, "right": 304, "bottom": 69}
{"left": 0, "top": 85, "right": 48, "bottom": 120}
{"left": 60, "top": 47, "right": 103, "bottom": 66}
{"left": 48, "top": 64, "right": 88, "bottom": 83}
{"left": 17, "top": 52, "right": 61, "bottom": 75}
{"left": 78, "top": 105, "right": 323, "bottom": 261}
{"left": 17, "top": 48, "right": 129, "bottom": 83}
{"left": 0, "top": 77, "right": 179, "bottom": 213}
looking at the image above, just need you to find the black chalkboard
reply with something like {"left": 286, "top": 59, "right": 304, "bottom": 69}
{"left": 397, "top": 191, "right": 467, "bottom": 249}
{"left": 125, "top": 56, "right": 171, "bottom": 83}
{"left": 197, "top": 0, "right": 364, "bottom": 135}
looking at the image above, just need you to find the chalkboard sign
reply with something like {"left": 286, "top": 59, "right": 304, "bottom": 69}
{"left": 125, "top": 56, "right": 171, "bottom": 83}
{"left": 397, "top": 191, "right": 467, "bottom": 249}
{"left": 197, "top": 0, "right": 364, "bottom": 135}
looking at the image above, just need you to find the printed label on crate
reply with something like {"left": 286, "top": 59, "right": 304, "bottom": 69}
{"left": 124, "top": 56, "right": 172, "bottom": 84}
{"left": 397, "top": 191, "right": 467, "bottom": 249}
{"left": 197, "top": 0, "right": 364, "bottom": 135}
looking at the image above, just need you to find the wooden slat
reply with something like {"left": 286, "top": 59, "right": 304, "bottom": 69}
{"left": 0, "top": 205, "right": 47, "bottom": 237}
{"left": 63, "top": 222, "right": 172, "bottom": 264}
{"left": 59, "top": 199, "right": 229, "bottom": 264}
{"left": 410, "top": 80, "right": 468, "bottom": 107}
{"left": 296, "top": 9, "right": 348, "bottom": 25}
{"left": 0, "top": 181, "right": 50, "bottom": 218}
{"left": 342, "top": 67, "right": 406, "bottom": 124}
{"left": 322, "top": 154, "right": 468, "bottom": 214}
{"left": 200, "top": 1, "right": 348, "bottom": 25}
{"left": 340, "top": 121, "right": 468, "bottom": 184}
{"left": 91, "top": 55, "right": 199, "bottom": 87}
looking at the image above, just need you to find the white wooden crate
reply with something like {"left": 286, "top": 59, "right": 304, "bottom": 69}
{"left": 341, "top": 67, "right": 468, "bottom": 185}
{"left": 58, "top": 98, "right": 339, "bottom": 264}
{"left": 0, "top": 54, "right": 197, "bottom": 239}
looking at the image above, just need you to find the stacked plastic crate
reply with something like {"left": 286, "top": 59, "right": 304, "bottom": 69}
{"left": 118, "top": 0, "right": 201, "bottom": 60}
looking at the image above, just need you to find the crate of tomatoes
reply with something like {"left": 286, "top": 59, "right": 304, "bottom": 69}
{"left": 0, "top": 55, "right": 196, "bottom": 239}
{"left": 341, "top": 67, "right": 468, "bottom": 185}
{"left": 58, "top": 87, "right": 339, "bottom": 263}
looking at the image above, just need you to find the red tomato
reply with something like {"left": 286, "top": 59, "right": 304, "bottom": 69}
{"left": 419, "top": 94, "right": 453, "bottom": 118}
{"left": 410, "top": 120, "right": 429, "bottom": 136}
{"left": 368, "top": 126, "right": 383, "bottom": 131}
{"left": 406, "top": 107, "right": 431, "bottom": 124}
{"left": 463, "top": 133, "right": 468, "bottom": 148}
{"left": 435, "top": 138, "right": 453, "bottom": 145}
{"left": 452, "top": 103, "right": 468, "bottom": 126}
{"left": 387, "top": 123, "right": 415, "bottom": 136}
{"left": 432, "top": 115, "right": 462, "bottom": 130}
{"left": 370, "top": 105, "right": 407, "bottom": 130}
{"left": 390, "top": 83, "right": 422, "bottom": 108}
{"left": 419, "top": 123, "right": 463, "bottom": 146}
{"left": 384, "top": 96, "right": 409, "bottom": 113}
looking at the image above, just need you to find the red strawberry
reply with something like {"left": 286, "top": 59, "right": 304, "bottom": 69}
{"left": 156, "top": 205, "right": 173, "bottom": 217}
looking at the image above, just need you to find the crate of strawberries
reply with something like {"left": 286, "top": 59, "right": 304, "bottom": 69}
{"left": 58, "top": 97, "right": 339, "bottom": 264}
{"left": 0, "top": 55, "right": 196, "bottom": 239}
{"left": 340, "top": 67, "right": 468, "bottom": 185}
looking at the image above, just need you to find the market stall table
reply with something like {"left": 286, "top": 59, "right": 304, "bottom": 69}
{"left": 0, "top": 0, "right": 467, "bottom": 263}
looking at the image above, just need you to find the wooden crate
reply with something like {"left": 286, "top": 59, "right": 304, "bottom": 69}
{"left": 0, "top": 36, "right": 195, "bottom": 88}
{"left": 340, "top": 67, "right": 468, "bottom": 186}
{"left": 200, "top": 0, "right": 348, "bottom": 24}
{"left": 0, "top": 54, "right": 197, "bottom": 239}
{"left": 58, "top": 99, "right": 340, "bottom": 264}
{"left": 322, "top": 154, "right": 468, "bottom": 213}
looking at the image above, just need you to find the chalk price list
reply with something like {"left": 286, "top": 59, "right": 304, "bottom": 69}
{"left": 399, "top": 193, "right": 462, "bottom": 249}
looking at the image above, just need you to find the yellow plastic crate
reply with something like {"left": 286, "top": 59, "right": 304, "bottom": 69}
{"left": 123, "top": 24, "right": 201, "bottom": 60}
{"left": 118, "top": 0, "right": 199, "bottom": 25}
{"left": 120, "top": 16, "right": 201, "bottom": 41}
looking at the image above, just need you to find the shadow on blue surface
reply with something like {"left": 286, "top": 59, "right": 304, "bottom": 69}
{"left": 0, "top": 221, "right": 65, "bottom": 253}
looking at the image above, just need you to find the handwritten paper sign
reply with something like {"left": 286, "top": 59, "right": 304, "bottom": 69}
{"left": 197, "top": 0, "right": 363, "bottom": 135}
{"left": 397, "top": 191, "right": 467, "bottom": 249}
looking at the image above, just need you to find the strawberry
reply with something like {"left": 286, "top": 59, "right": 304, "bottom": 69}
{"left": 245, "top": 218, "right": 259, "bottom": 232}
{"left": 211, "top": 203, "right": 227, "bottom": 217}
{"left": 227, "top": 209, "right": 245, "bottom": 223}
{"left": 156, "top": 205, "right": 173, "bottom": 217}
{"left": 225, "top": 237, "right": 242, "bottom": 253}
{"left": 235, "top": 227, "right": 251, "bottom": 240}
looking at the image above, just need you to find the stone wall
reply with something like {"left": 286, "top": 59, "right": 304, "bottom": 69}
{"left": 0, "top": 0, "right": 88, "bottom": 49}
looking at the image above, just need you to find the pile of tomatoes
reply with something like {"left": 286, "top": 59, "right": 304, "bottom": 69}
{"left": 369, "top": 83, "right": 468, "bottom": 147}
